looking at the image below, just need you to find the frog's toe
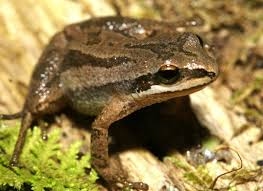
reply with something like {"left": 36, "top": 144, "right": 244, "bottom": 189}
{"left": 126, "top": 181, "right": 149, "bottom": 191}
{"left": 113, "top": 177, "right": 149, "bottom": 191}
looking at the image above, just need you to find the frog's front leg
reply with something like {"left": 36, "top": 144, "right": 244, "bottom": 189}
{"left": 91, "top": 96, "right": 149, "bottom": 191}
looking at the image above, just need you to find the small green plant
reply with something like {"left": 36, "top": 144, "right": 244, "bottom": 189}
{"left": 0, "top": 123, "right": 98, "bottom": 191}
{"left": 166, "top": 155, "right": 214, "bottom": 191}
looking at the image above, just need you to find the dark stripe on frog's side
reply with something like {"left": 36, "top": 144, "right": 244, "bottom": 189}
{"left": 61, "top": 62, "right": 214, "bottom": 94}
{"left": 59, "top": 48, "right": 158, "bottom": 89}
{"left": 64, "top": 80, "right": 138, "bottom": 116}
{"left": 64, "top": 73, "right": 166, "bottom": 116}
{"left": 61, "top": 49, "right": 135, "bottom": 70}
{"left": 61, "top": 65, "right": 215, "bottom": 111}
{"left": 63, "top": 67, "right": 215, "bottom": 116}
{"left": 60, "top": 63, "right": 145, "bottom": 90}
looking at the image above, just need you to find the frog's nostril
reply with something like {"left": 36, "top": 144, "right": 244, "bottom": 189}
{"left": 207, "top": 72, "right": 216, "bottom": 78}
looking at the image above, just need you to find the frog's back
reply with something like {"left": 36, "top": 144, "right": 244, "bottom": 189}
{"left": 57, "top": 17, "right": 165, "bottom": 115}
{"left": 24, "top": 16, "right": 188, "bottom": 116}
{"left": 24, "top": 17, "right": 151, "bottom": 116}
{"left": 22, "top": 17, "right": 125, "bottom": 115}
{"left": 57, "top": 17, "right": 188, "bottom": 116}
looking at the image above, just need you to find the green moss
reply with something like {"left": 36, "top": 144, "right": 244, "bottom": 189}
{"left": 0, "top": 123, "right": 98, "bottom": 191}
{"left": 166, "top": 156, "right": 214, "bottom": 191}
{"left": 231, "top": 76, "right": 263, "bottom": 104}
{"left": 167, "top": 153, "right": 263, "bottom": 191}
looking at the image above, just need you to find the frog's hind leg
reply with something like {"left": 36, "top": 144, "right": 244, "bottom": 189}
{"left": 10, "top": 98, "right": 65, "bottom": 166}
{"left": 10, "top": 112, "right": 33, "bottom": 166}
{"left": 0, "top": 110, "right": 32, "bottom": 165}
{"left": 9, "top": 86, "right": 66, "bottom": 166}
{"left": 0, "top": 108, "right": 33, "bottom": 165}
{"left": 6, "top": 31, "right": 69, "bottom": 166}
{"left": 0, "top": 112, "right": 23, "bottom": 120}
{"left": 10, "top": 103, "right": 64, "bottom": 166}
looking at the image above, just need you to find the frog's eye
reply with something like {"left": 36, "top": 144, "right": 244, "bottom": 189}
{"left": 157, "top": 65, "right": 180, "bottom": 84}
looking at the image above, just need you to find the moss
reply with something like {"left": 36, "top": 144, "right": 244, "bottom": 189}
{"left": 0, "top": 123, "right": 98, "bottom": 191}
{"left": 167, "top": 152, "right": 263, "bottom": 191}
{"left": 166, "top": 156, "right": 214, "bottom": 191}
{"left": 231, "top": 76, "right": 263, "bottom": 104}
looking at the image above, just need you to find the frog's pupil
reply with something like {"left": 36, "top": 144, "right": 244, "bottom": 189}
{"left": 157, "top": 67, "right": 180, "bottom": 84}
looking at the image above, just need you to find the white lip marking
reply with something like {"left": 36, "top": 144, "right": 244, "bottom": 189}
{"left": 132, "top": 77, "right": 211, "bottom": 98}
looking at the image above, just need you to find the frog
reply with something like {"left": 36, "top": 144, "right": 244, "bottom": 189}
{"left": 0, "top": 16, "right": 218, "bottom": 190}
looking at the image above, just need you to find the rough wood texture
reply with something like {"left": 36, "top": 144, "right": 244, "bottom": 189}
{"left": 0, "top": 1, "right": 262, "bottom": 190}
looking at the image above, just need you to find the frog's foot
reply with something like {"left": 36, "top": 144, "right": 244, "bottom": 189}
{"left": 98, "top": 168, "right": 148, "bottom": 190}
{"left": 113, "top": 176, "right": 149, "bottom": 191}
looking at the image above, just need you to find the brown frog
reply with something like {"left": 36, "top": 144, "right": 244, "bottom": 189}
{"left": 0, "top": 16, "right": 218, "bottom": 190}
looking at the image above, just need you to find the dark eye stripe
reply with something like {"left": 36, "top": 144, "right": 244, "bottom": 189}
{"left": 181, "top": 69, "right": 215, "bottom": 79}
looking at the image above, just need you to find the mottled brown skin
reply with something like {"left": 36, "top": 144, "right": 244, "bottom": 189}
{"left": 0, "top": 17, "right": 218, "bottom": 190}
